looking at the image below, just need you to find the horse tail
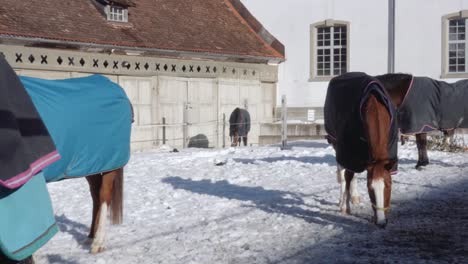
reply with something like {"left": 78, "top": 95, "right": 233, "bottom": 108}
{"left": 110, "top": 167, "right": 124, "bottom": 225}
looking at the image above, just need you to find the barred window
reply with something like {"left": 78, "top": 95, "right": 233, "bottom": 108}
{"left": 448, "top": 18, "right": 466, "bottom": 73}
{"left": 310, "top": 21, "right": 349, "bottom": 81}
{"left": 316, "top": 26, "right": 347, "bottom": 76}
{"left": 108, "top": 5, "right": 127, "bottom": 22}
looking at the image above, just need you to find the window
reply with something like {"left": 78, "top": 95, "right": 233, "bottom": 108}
{"left": 92, "top": 0, "right": 130, "bottom": 23}
{"left": 109, "top": 6, "right": 124, "bottom": 21}
{"left": 443, "top": 11, "right": 468, "bottom": 77}
{"left": 107, "top": 5, "right": 128, "bottom": 22}
{"left": 310, "top": 20, "right": 349, "bottom": 81}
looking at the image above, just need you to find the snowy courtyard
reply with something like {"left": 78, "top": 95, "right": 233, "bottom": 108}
{"left": 35, "top": 140, "right": 468, "bottom": 264}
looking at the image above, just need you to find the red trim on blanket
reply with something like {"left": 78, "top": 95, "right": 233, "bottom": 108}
{"left": 0, "top": 151, "right": 61, "bottom": 189}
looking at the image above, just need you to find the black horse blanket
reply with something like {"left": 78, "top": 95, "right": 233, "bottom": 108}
{"left": 0, "top": 55, "right": 59, "bottom": 189}
{"left": 229, "top": 108, "right": 251, "bottom": 137}
{"left": 398, "top": 77, "right": 468, "bottom": 133}
{"left": 324, "top": 72, "right": 398, "bottom": 173}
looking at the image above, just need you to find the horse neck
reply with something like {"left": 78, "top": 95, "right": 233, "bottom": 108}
{"left": 363, "top": 94, "right": 391, "bottom": 162}
{"left": 376, "top": 74, "right": 412, "bottom": 108}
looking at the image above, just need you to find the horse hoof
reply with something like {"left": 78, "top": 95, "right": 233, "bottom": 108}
{"left": 351, "top": 196, "right": 361, "bottom": 205}
{"left": 375, "top": 219, "right": 388, "bottom": 229}
{"left": 91, "top": 244, "right": 105, "bottom": 254}
{"left": 415, "top": 161, "right": 429, "bottom": 169}
{"left": 81, "top": 237, "right": 93, "bottom": 245}
{"left": 340, "top": 207, "right": 351, "bottom": 215}
{"left": 415, "top": 164, "right": 427, "bottom": 170}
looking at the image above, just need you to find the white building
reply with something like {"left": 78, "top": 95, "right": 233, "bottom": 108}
{"left": 242, "top": 0, "right": 468, "bottom": 119}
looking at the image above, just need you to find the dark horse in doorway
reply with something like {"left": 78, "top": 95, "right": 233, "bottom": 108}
{"left": 325, "top": 72, "right": 398, "bottom": 227}
{"left": 229, "top": 107, "right": 251, "bottom": 147}
{"left": 0, "top": 55, "right": 132, "bottom": 263}
{"left": 375, "top": 73, "right": 465, "bottom": 169}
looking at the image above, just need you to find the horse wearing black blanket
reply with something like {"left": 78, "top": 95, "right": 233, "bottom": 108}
{"left": 325, "top": 72, "right": 398, "bottom": 227}
{"left": 229, "top": 107, "right": 251, "bottom": 147}
{"left": 376, "top": 74, "right": 467, "bottom": 169}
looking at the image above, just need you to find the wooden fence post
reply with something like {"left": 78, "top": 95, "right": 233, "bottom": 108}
{"left": 162, "top": 117, "right": 166, "bottom": 145}
{"left": 281, "top": 95, "right": 288, "bottom": 150}
{"left": 223, "top": 113, "right": 226, "bottom": 148}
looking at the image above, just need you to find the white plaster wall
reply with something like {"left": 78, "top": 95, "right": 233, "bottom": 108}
{"left": 395, "top": 0, "right": 468, "bottom": 78}
{"left": 242, "top": 0, "right": 468, "bottom": 107}
{"left": 242, "top": 0, "right": 388, "bottom": 107}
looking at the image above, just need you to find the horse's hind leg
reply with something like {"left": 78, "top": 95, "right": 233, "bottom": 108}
{"left": 415, "top": 133, "right": 429, "bottom": 169}
{"left": 86, "top": 174, "right": 102, "bottom": 240}
{"left": 88, "top": 168, "right": 124, "bottom": 253}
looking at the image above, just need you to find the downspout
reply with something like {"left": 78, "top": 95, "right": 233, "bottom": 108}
{"left": 388, "top": 0, "right": 395, "bottom": 73}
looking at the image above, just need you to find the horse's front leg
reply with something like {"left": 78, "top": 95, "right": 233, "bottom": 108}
{"left": 337, "top": 164, "right": 347, "bottom": 213}
{"left": 415, "top": 133, "right": 429, "bottom": 169}
{"left": 443, "top": 129, "right": 454, "bottom": 146}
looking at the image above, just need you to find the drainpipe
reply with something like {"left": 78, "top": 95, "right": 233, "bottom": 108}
{"left": 388, "top": 0, "right": 396, "bottom": 73}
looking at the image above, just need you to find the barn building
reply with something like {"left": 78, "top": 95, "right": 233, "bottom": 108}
{"left": 0, "top": 0, "right": 284, "bottom": 150}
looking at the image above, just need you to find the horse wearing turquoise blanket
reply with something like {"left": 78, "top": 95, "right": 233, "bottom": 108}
{"left": 0, "top": 55, "right": 132, "bottom": 263}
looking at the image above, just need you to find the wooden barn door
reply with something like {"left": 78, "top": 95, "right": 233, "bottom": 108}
{"left": 157, "top": 76, "right": 188, "bottom": 148}
{"left": 187, "top": 78, "right": 217, "bottom": 148}
{"left": 119, "top": 76, "right": 156, "bottom": 150}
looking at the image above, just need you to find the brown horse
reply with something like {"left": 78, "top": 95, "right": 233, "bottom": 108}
{"left": 325, "top": 72, "right": 397, "bottom": 227}
{"left": 375, "top": 74, "right": 457, "bottom": 169}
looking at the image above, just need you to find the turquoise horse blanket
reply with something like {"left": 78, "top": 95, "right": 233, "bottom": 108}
{"left": 20, "top": 74, "right": 132, "bottom": 182}
{"left": 0, "top": 72, "right": 132, "bottom": 260}
{"left": 0, "top": 173, "right": 58, "bottom": 261}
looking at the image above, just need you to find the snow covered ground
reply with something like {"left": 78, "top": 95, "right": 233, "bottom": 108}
{"left": 34, "top": 140, "right": 468, "bottom": 264}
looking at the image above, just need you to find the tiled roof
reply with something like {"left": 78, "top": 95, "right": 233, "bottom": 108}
{"left": 0, "top": 0, "right": 284, "bottom": 61}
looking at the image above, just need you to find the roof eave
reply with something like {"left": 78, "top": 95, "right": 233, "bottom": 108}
{"left": 0, "top": 35, "right": 284, "bottom": 64}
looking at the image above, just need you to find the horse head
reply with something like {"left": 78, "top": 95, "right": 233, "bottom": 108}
{"left": 366, "top": 159, "right": 396, "bottom": 228}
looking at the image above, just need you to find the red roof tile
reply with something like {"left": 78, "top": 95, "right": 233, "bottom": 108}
{"left": 0, "top": 0, "right": 284, "bottom": 61}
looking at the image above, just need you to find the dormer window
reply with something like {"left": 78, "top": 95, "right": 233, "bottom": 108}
{"left": 94, "top": 0, "right": 133, "bottom": 23}
{"left": 108, "top": 5, "right": 126, "bottom": 22}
